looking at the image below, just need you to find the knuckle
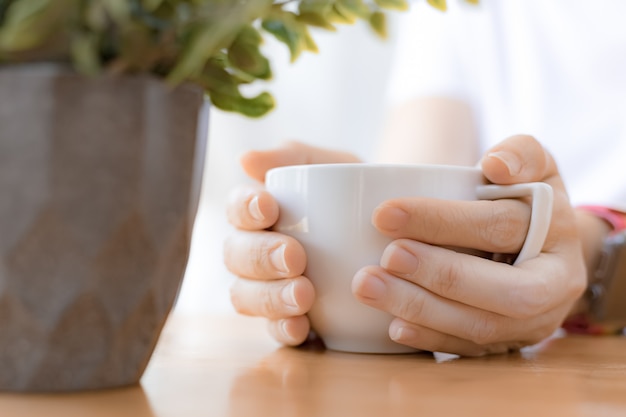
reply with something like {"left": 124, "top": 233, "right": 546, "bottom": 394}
{"left": 226, "top": 187, "right": 254, "bottom": 227}
{"left": 229, "top": 282, "right": 248, "bottom": 315}
{"left": 256, "top": 240, "right": 284, "bottom": 276}
{"left": 227, "top": 187, "right": 278, "bottom": 230}
{"left": 258, "top": 289, "right": 282, "bottom": 319}
{"left": 511, "top": 279, "right": 551, "bottom": 319}
{"left": 225, "top": 189, "right": 242, "bottom": 226}
{"left": 228, "top": 280, "right": 284, "bottom": 320}
{"left": 479, "top": 204, "right": 526, "bottom": 253}
{"left": 223, "top": 238, "right": 247, "bottom": 273}
{"left": 222, "top": 239, "right": 235, "bottom": 273}
{"left": 397, "top": 292, "right": 427, "bottom": 322}
{"left": 223, "top": 232, "right": 283, "bottom": 279}
{"left": 422, "top": 199, "right": 456, "bottom": 241}
{"left": 468, "top": 315, "right": 501, "bottom": 345}
{"left": 431, "top": 261, "right": 461, "bottom": 297}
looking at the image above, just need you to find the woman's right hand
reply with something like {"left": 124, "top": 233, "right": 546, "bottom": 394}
{"left": 224, "top": 141, "right": 361, "bottom": 346}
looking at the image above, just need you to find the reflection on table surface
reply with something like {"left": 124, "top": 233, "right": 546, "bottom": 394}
{"left": 2, "top": 313, "right": 626, "bottom": 417}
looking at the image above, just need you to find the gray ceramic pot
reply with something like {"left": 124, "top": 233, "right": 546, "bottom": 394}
{"left": 0, "top": 64, "right": 209, "bottom": 392}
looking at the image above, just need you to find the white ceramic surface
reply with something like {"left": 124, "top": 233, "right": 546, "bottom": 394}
{"left": 266, "top": 163, "right": 553, "bottom": 354}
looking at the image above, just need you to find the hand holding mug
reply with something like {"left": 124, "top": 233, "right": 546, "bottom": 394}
{"left": 352, "top": 135, "right": 586, "bottom": 355}
{"left": 224, "top": 142, "right": 360, "bottom": 346}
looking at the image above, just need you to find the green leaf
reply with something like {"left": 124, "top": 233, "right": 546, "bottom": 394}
{"left": 195, "top": 60, "right": 275, "bottom": 118}
{"left": 3, "top": 0, "right": 49, "bottom": 23}
{"left": 84, "top": 2, "right": 108, "bottom": 31}
{"left": 302, "top": 28, "right": 318, "bottom": 53}
{"left": 228, "top": 25, "right": 272, "bottom": 80}
{"left": 168, "top": 0, "right": 273, "bottom": 84}
{"left": 326, "top": 3, "right": 355, "bottom": 24}
{"left": 337, "top": 0, "right": 371, "bottom": 19}
{"left": 168, "top": 21, "right": 230, "bottom": 83}
{"left": 141, "top": 0, "right": 164, "bottom": 12}
{"left": 0, "top": 0, "right": 13, "bottom": 22}
{"left": 299, "top": 0, "right": 333, "bottom": 15}
{"left": 262, "top": 17, "right": 301, "bottom": 61}
{"left": 373, "top": 0, "right": 409, "bottom": 11}
{"left": 296, "top": 11, "right": 336, "bottom": 31}
{"left": 427, "top": 0, "right": 447, "bottom": 12}
{"left": 368, "top": 11, "right": 387, "bottom": 38}
{"left": 209, "top": 90, "right": 275, "bottom": 118}
{"left": 262, "top": 9, "right": 318, "bottom": 62}
{"left": 71, "top": 32, "right": 101, "bottom": 75}
{"left": 102, "top": 0, "right": 130, "bottom": 22}
{"left": 117, "top": 24, "right": 161, "bottom": 72}
{"left": 197, "top": 60, "right": 240, "bottom": 97}
{"left": 0, "top": 0, "right": 70, "bottom": 52}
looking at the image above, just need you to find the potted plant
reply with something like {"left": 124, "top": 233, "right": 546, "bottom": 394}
{"left": 0, "top": 0, "right": 455, "bottom": 392}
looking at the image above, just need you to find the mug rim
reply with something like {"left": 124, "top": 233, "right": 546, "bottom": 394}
{"left": 266, "top": 162, "right": 481, "bottom": 176}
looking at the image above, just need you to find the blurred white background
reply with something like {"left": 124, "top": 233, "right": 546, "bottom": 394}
{"left": 174, "top": 19, "right": 401, "bottom": 314}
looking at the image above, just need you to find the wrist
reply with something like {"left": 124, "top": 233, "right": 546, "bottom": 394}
{"left": 563, "top": 206, "right": 626, "bottom": 335}
{"left": 575, "top": 208, "right": 613, "bottom": 279}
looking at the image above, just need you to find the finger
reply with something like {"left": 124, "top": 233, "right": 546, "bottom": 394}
{"left": 230, "top": 276, "right": 315, "bottom": 319}
{"left": 353, "top": 261, "right": 568, "bottom": 346}
{"left": 378, "top": 239, "right": 579, "bottom": 318}
{"left": 224, "top": 230, "right": 306, "bottom": 279}
{"left": 352, "top": 254, "right": 569, "bottom": 345}
{"left": 227, "top": 186, "right": 279, "bottom": 230}
{"left": 241, "top": 141, "right": 361, "bottom": 182}
{"left": 373, "top": 197, "right": 530, "bottom": 254}
{"left": 481, "top": 135, "right": 581, "bottom": 254}
{"left": 388, "top": 319, "right": 524, "bottom": 357}
{"left": 480, "top": 134, "right": 557, "bottom": 185}
{"left": 352, "top": 266, "right": 518, "bottom": 344}
{"left": 267, "top": 316, "right": 312, "bottom": 346}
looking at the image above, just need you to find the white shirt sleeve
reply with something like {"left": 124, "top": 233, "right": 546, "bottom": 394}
{"left": 385, "top": 2, "right": 475, "bottom": 107}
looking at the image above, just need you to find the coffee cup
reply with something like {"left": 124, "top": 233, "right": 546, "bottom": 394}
{"left": 265, "top": 163, "right": 553, "bottom": 354}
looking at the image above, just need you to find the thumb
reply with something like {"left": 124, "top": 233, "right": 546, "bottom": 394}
{"left": 480, "top": 134, "right": 558, "bottom": 185}
{"left": 240, "top": 140, "right": 361, "bottom": 182}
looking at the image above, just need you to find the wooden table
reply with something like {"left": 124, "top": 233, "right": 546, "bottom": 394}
{"left": 2, "top": 313, "right": 626, "bottom": 417}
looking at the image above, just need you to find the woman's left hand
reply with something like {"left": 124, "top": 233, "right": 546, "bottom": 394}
{"left": 352, "top": 135, "right": 587, "bottom": 356}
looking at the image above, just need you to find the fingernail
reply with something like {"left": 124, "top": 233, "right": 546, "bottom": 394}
{"left": 281, "top": 282, "right": 298, "bottom": 308}
{"left": 390, "top": 323, "right": 415, "bottom": 343}
{"left": 381, "top": 245, "right": 419, "bottom": 276}
{"left": 270, "top": 244, "right": 290, "bottom": 274}
{"left": 390, "top": 324, "right": 404, "bottom": 342}
{"left": 487, "top": 151, "right": 522, "bottom": 177}
{"left": 248, "top": 195, "right": 265, "bottom": 222}
{"left": 279, "top": 319, "right": 296, "bottom": 342}
{"left": 374, "top": 206, "right": 410, "bottom": 232}
{"left": 353, "top": 270, "right": 387, "bottom": 300}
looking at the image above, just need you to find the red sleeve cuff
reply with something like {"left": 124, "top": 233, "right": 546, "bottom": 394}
{"left": 577, "top": 205, "right": 626, "bottom": 233}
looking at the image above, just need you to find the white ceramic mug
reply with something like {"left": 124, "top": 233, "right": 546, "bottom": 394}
{"left": 265, "top": 163, "right": 553, "bottom": 354}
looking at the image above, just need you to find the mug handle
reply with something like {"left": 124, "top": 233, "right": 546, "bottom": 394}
{"left": 476, "top": 183, "right": 553, "bottom": 265}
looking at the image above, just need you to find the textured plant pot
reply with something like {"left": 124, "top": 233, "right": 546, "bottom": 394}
{"left": 0, "top": 64, "right": 209, "bottom": 392}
